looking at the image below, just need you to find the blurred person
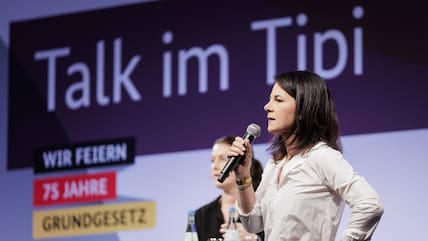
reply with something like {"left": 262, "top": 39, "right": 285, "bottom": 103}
{"left": 195, "top": 136, "right": 264, "bottom": 241}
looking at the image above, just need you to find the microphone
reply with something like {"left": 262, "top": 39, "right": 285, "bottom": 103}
{"left": 217, "top": 123, "right": 261, "bottom": 183}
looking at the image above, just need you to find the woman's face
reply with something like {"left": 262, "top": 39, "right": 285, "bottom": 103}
{"left": 264, "top": 82, "right": 297, "bottom": 135}
{"left": 210, "top": 142, "right": 236, "bottom": 189}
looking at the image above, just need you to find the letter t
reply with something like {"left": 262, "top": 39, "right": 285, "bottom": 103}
{"left": 34, "top": 47, "right": 71, "bottom": 112}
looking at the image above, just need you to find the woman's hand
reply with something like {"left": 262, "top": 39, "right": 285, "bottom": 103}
{"left": 228, "top": 136, "right": 253, "bottom": 179}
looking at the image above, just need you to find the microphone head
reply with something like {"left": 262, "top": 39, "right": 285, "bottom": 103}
{"left": 246, "top": 123, "right": 261, "bottom": 138}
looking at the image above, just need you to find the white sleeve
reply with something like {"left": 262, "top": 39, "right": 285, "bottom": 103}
{"left": 235, "top": 159, "right": 275, "bottom": 234}
{"left": 315, "top": 149, "right": 384, "bottom": 241}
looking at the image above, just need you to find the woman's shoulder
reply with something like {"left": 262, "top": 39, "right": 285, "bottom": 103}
{"left": 306, "top": 142, "right": 341, "bottom": 157}
{"left": 304, "top": 142, "right": 353, "bottom": 177}
{"left": 195, "top": 196, "right": 221, "bottom": 214}
{"left": 303, "top": 142, "right": 345, "bottom": 167}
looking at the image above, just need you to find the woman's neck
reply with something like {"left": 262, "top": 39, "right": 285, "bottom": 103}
{"left": 220, "top": 188, "right": 238, "bottom": 221}
{"left": 221, "top": 187, "right": 238, "bottom": 207}
{"left": 284, "top": 134, "right": 299, "bottom": 161}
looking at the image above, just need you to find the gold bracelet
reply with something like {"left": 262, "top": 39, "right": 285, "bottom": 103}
{"left": 236, "top": 176, "right": 252, "bottom": 185}
{"left": 237, "top": 182, "right": 252, "bottom": 190}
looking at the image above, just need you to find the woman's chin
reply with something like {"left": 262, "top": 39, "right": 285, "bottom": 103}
{"left": 214, "top": 180, "right": 224, "bottom": 186}
{"left": 267, "top": 127, "right": 279, "bottom": 134}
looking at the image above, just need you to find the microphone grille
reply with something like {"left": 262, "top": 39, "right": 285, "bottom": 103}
{"left": 247, "top": 123, "right": 261, "bottom": 138}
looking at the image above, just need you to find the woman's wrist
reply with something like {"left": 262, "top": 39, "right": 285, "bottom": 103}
{"left": 236, "top": 176, "right": 252, "bottom": 185}
{"left": 236, "top": 176, "right": 252, "bottom": 190}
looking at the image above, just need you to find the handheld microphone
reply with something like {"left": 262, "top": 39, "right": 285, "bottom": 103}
{"left": 217, "top": 123, "right": 261, "bottom": 183}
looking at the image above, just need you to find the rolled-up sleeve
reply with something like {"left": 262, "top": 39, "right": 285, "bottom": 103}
{"left": 235, "top": 200, "right": 264, "bottom": 234}
{"left": 236, "top": 159, "right": 276, "bottom": 235}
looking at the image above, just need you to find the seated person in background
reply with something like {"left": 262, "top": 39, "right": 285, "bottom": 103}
{"left": 195, "top": 136, "right": 264, "bottom": 241}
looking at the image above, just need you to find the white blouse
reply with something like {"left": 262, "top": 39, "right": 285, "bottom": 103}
{"left": 237, "top": 142, "right": 383, "bottom": 241}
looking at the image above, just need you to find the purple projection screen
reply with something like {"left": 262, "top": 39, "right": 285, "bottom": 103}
{"left": 8, "top": 1, "right": 428, "bottom": 169}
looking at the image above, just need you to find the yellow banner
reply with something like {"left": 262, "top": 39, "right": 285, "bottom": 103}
{"left": 33, "top": 200, "right": 156, "bottom": 239}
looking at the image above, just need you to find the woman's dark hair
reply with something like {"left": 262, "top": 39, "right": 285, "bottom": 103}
{"left": 215, "top": 136, "right": 264, "bottom": 189}
{"left": 267, "top": 70, "right": 342, "bottom": 162}
{"left": 250, "top": 158, "right": 263, "bottom": 190}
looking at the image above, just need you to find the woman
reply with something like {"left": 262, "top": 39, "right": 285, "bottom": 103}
{"left": 229, "top": 71, "right": 384, "bottom": 241}
{"left": 195, "top": 136, "right": 264, "bottom": 241}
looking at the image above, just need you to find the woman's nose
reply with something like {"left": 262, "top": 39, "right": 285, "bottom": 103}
{"left": 264, "top": 102, "right": 271, "bottom": 112}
